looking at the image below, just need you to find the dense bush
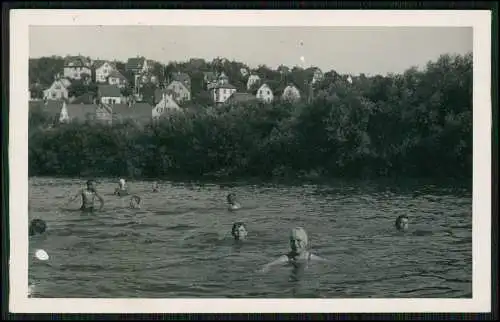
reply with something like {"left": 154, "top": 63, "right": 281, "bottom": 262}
{"left": 28, "top": 53, "right": 472, "bottom": 181}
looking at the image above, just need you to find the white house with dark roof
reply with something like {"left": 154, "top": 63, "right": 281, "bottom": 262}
{"left": 212, "top": 83, "right": 237, "bottom": 104}
{"left": 281, "top": 84, "right": 301, "bottom": 102}
{"left": 246, "top": 74, "right": 261, "bottom": 90}
{"left": 153, "top": 89, "right": 181, "bottom": 119}
{"left": 43, "top": 78, "right": 71, "bottom": 100}
{"left": 170, "top": 72, "right": 191, "bottom": 92}
{"left": 95, "top": 61, "right": 117, "bottom": 83}
{"left": 107, "top": 70, "right": 128, "bottom": 88}
{"left": 256, "top": 83, "right": 274, "bottom": 103}
{"left": 98, "top": 85, "right": 125, "bottom": 105}
{"left": 166, "top": 80, "right": 191, "bottom": 103}
{"left": 63, "top": 55, "right": 92, "bottom": 80}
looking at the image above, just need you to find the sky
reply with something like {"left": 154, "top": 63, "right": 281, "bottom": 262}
{"left": 29, "top": 26, "right": 472, "bottom": 76}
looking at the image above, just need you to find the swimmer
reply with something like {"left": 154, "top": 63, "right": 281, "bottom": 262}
{"left": 29, "top": 218, "right": 47, "bottom": 237}
{"left": 152, "top": 181, "right": 160, "bottom": 193}
{"left": 68, "top": 179, "right": 104, "bottom": 212}
{"left": 129, "top": 195, "right": 142, "bottom": 209}
{"left": 259, "top": 227, "right": 327, "bottom": 273}
{"left": 227, "top": 193, "right": 242, "bottom": 211}
{"left": 114, "top": 178, "right": 129, "bottom": 196}
{"left": 231, "top": 222, "right": 248, "bottom": 241}
{"left": 395, "top": 215, "right": 409, "bottom": 232}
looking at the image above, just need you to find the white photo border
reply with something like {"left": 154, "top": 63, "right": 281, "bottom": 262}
{"left": 9, "top": 9, "right": 492, "bottom": 313}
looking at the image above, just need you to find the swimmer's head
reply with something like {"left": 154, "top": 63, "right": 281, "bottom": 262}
{"left": 129, "top": 195, "right": 141, "bottom": 209}
{"left": 29, "top": 219, "right": 47, "bottom": 237}
{"left": 395, "top": 215, "right": 409, "bottom": 231}
{"left": 227, "top": 193, "right": 237, "bottom": 204}
{"left": 231, "top": 222, "right": 248, "bottom": 240}
{"left": 289, "top": 227, "right": 308, "bottom": 254}
{"left": 86, "top": 179, "right": 96, "bottom": 191}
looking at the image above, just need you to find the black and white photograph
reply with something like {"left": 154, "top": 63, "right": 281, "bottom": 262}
{"left": 8, "top": 9, "right": 492, "bottom": 313}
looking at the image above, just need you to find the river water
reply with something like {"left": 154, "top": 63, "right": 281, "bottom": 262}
{"left": 28, "top": 177, "right": 472, "bottom": 298}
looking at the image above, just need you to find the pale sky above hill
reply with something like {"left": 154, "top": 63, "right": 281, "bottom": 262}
{"left": 30, "top": 26, "right": 472, "bottom": 76}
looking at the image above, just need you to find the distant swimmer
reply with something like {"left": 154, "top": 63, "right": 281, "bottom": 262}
{"left": 29, "top": 218, "right": 47, "bottom": 237}
{"left": 68, "top": 179, "right": 104, "bottom": 212}
{"left": 129, "top": 195, "right": 142, "bottom": 209}
{"left": 114, "top": 178, "right": 129, "bottom": 196}
{"left": 231, "top": 222, "right": 248, "bottom": 241}
{"left": 259, "top": 227, "right": 327, "bottom": 273}
{"left": 152, "top": 181, "right": 160, "bottom": 193}
{"left": 227, "top": 193, "right": 242, "bottom": 211}
{"left": 395, "top": 215, "right": 409, "bottom": 232}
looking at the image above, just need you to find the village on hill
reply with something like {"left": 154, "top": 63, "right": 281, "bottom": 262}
{"left": 29, "top": 55, "right": 348, "bottom": 127}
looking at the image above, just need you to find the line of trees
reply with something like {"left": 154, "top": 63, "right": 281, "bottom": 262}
{"left": 28, "top": 53, "right": 472, "bottom": 181}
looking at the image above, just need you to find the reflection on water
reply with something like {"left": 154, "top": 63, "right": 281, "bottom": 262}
{"left": 28, "top": 177, "right": 472, "bottom": 298}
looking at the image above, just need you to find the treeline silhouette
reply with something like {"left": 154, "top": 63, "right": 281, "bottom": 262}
{"left": 29, "top": 53, "right": 472, "bottom": 181}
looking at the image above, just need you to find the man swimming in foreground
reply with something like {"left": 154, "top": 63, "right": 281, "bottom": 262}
{"left": 259, "top": 227, "right": 327, "bottom": 273}
{"left": 68, "top": 179, "right": 104, "bottom": 212}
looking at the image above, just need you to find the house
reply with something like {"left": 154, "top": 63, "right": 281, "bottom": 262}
{"left": 63, "top": 55, "right": 92, "bottom": 80}
{"left": 166, "top": 80, "right": 191, "bottom": 103}
{"left": 43, "top": 78, "right": 71, "bottom": 100}
{"left": 94, "top": 61, "right": 117, "bottom": 83}
{"left": 107, "top": 70, "right": 128, "bottom": 88}
{"left": 170, "top": 72, "right": 191, "bottom": 92}
{"left": 226, "top": 92, "right": 258, "bottom": 105}
{"left": 256, "top": 83, "right": 274, "bottom": 103}
{"left": 126, "top": 57, "right": 149, "bottom": 74}
{"left": 60, "top": 103, "right": 98, "bottom": 124}
{"left": 311, "top": 68, "right": 324, "bottom": 84}
{"left": 98, "top": 85, "right": 125, "bottom": 105}
{"left": 212, "top": 83, "right": 237, "bottom": 104}
{"left": 246, "top": 74, "right": 261, "bottom": 90}
{"left": 240, "top": 68, "right": 249, "bottom": 77}
{"left": 153, "top": 90, "right": 181, "bottom": 119}
{"left": 281, "top": 84, "right": 301, "bottom": 102}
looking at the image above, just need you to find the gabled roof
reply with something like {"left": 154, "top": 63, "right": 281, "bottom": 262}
{"left": 226, "top": 92, "right": 258, "bottom": 104}
{"left": 94, "top": 60, "right": 117, "bottom": 70}
{"left": 212, "top": 83, "right": 237, "bottom": 90}
{"left": 98, "top": 85, "right": 122, "bottom": 97}
{"left": 154, "top": 88, "right": 176, "bottom": 103}
{"left": 108, "top": 70, "right": 127, "bottom": 81}
{"left": 64, "top": 56, "right": 91, "bottom": 68}
{"left": 126, "top": 57, "right": 146, "bottom": 71}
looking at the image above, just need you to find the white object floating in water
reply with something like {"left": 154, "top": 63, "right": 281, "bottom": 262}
{"left": 35, "top": 249, "right": 49, "bottom": 261}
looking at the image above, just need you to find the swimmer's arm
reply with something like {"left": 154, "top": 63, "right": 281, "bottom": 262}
{"left": 258, "top": 255, "right": 288, "bottom": 273}
{"left": 95, "top": 192, "right": 105, "bottom": 210}
{"left": 310, "top": 254, "right": 329, "bottom": 262}
{"left": 68, "top": 189, "right": 83, "bottom": 203}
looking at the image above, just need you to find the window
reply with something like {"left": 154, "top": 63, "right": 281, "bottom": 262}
{"left": 52, "top": 93, "right": 56, "bottom": 98}
{"left": 259, "top": 90, "right": 262, "bottom": 95}
{"left": 267, "top": 90, "right": 270, "bottom": 95}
